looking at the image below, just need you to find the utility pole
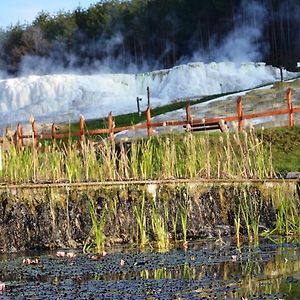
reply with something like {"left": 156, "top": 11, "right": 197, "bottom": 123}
{"left": 147, "top": 86, "right": 150, "bottom": 107}
{"left": 136, "top": 97, "right": 142, "bottom": 116}
{"left": 280, "top": 66, "right": 284, "bottom": 82}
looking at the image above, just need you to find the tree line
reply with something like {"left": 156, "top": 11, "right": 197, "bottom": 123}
{"left": 0, "top": 0, "right": 299, "bottom": 75}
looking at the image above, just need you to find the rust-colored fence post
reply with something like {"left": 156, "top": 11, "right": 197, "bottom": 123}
{"left": 185, "top": 103, "right": 193, "bottom": 132}
{"left": 287, "top": 88, "right": 294, "bottom": 127}
{"left": 186, "top": 103, "right": 193, "bottom": 124}
{"left": 146, "top": 106, "right": 153, "bottom": 137}
{"left": 236, "top": 96, "right": 244, "bottom": 132}
{"left": 51, "top": 123, "right": 56, "bottom": 143}
{"left": 79, "top": 114, "right": 85, "bottom": 143}
{"left": 20, "top": 125, "right": 24, "bottom": 148}
{"left": 107, "top": 111, "right": 115, "bottom": 141}
{"left": 14, "top": 124, "right": 18, "bottom": 147}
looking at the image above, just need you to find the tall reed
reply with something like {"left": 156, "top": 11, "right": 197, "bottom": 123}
{"left": 0, "top": 128, "right": 274, "bottom": 183}
{"left": 84, "top": 201, "right": 106, "bottom": 253}
{"left": 151, "top": 200, "right": 169, "bottom": 250}
{"left": 239, "top": 187, "right": 261, "bottom": 245}
{"left": 234, "top": 204, "right": 241, "bottom": 248}
{"left": 263, "top": 184, "right": 300, "bottom": 237}
{"left": 180, "top": 203, "right": 188, "bottom": 245}
{"left": 133, "top": 193, "right": 148, "bottom": 248}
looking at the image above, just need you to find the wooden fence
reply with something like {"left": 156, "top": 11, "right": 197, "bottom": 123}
{"left": 8, "top": 88, "right": 300, "bottom": 147}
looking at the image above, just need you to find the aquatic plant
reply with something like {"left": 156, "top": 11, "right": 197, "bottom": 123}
{"left": 184, "top": 134, "right": 198, "bottom": 178}
{"left": 263, "top": 184, "right": 300, "bottom": 237}
{"left": 129, "top": 141, "right": 139, "bottom": 178}
{"left": 239, "top": 187, "right": 261, "bottom": 245}
{"left": 83, "top": 201, "right": 106, "bottom": 253}
{"left": 231, "top": 183, "right": 300, "bottom": 243}
{"left": 0, "top": 127, "right": 276, "bottom": 183}
{"left": 116, "top": 143, "right": 130, "bottom": 180}
{"left": 240, "top": 191, "right": 253, "bottom": 242}
{"left": 180, "top": 203, "right": 188, "bottom": 246}
{"left": 171, "top": 210, "right": 178, "bottom": 242}
{"left": 133, "top": 193, "right": 148, "bottom": 248}
{"left": 183, "top": 263, "right": 192, "bottom": 280}
{"left": 81, "top": 141, "right": 101, "bottom": 182}
{"left": 158, "top": 137, "right": 176, "bottom": 179}
{"left": 65, "top": 142, "right": 83, "bottom": 183}
{"left": 98, "top": 140, "right": 117, "bottom": 181}
{"left": 234, "top": 204, "right": 241, "bottom": 248}
{"left": 140, "top": 139, "right": 154, "bottom": 179}
{"left": 151, "top": 201, "right": 169, "bottom": 250}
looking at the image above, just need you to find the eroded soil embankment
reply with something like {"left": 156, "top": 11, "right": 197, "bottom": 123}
{"left": 0, "top": 180, "right": 298, "bottom": 252}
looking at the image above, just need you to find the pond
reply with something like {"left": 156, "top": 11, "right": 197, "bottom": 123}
{"left": 0, "top": 239, "right": 300, "bottom": 299}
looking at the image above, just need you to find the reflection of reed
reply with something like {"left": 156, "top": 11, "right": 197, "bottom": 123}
{"left": 239, "top": 248, "right": 300, "bottom": 298}
{"left": 138, "top": 263, "right": 221, "bottom": 281}
{"left": 90, "top": 246, "right": 300, "bottom": 299}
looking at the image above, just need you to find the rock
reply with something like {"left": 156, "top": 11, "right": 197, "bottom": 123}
{"left": 286, "top": 172, "right": 300, "bottom": 179}
{"left": 23, "top": 257, "right": 40, "bottom": 265}
{"left": 0, "top": 282, "right": 5, "bottom": 292}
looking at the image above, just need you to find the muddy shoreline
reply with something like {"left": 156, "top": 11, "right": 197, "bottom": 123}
{"left": 0, "top": 180, "right": 299, "bottom": 252}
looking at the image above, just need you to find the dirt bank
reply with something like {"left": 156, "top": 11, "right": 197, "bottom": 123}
{"left": 0, "top": 179, "right": 298, "bottom": 252}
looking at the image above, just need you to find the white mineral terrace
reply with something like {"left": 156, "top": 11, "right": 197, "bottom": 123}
{"left": 0, "top": 62, "right": 298, "bottom": 128}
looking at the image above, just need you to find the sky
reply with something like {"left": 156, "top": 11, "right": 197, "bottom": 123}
{"left": 0, "top": 0, "right": 98, "bottom": 29}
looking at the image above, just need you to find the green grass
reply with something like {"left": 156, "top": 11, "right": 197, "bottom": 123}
{"left": 68, "top": 92, "right": 237, "bottom": 133}
{"left": 185, "top": 125, "right": 300, "bottom": 175}
{"left": 262, "top": 125, "right": 300, "bottom": 173}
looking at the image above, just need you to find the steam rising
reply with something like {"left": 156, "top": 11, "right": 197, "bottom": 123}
{"left": 8, "top": 0, "right": 273, "bottom": 77}
{"left": 0, "top": 1, "right": 299, "bottom": 129}
{"left": 18, "top": 32, "right": 148, "bottom": 76}
{"left": 190, "top": 0, "right": 268, "bottom": 63}
{"left": 0, "top": 0, "right": 299, "bottom": 77}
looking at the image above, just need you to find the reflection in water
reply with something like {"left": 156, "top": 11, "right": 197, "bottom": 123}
{"left": 238, "top": 247, "right": 300, "bottom": 300}
{"left": 0, "top": 242, "right": 299, "bottom": 299}
{"left": 133, "top": 247, "right": 300, "bottom": 299}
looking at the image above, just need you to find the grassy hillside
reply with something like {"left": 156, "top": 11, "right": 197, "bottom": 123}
{"left": 263, "top": 125, "right": 300, "bottom": 173}
{"left": 176, "top": 126, "right": 300, "bottom": 174}
{"left": 67, "top": 78, "right": 300, "bottom": 134}
{"left": 69, "top": 93, "right": 231, "bottom": 133}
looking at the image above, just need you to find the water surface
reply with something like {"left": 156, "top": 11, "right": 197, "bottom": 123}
{"left": 0, "top": 240, "right": 300, "bottom": 299}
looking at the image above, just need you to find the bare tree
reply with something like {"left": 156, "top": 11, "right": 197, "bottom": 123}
{"left": 21, "top": 26, "right": 50, "bottom": 56}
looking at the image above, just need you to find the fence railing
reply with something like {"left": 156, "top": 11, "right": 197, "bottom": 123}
{"left": 6, "top": 88, "right": 300, "bottom": 147}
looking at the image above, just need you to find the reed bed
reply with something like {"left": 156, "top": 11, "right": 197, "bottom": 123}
{"left": 233, "top": 183, "right": 300, "bottom": 246}
{"left": 2, "top": 129, "right": 298, "bottom": 251}
{"left": 0, "top": 129, "right": 274, "bottom": 184}
{"left": 82, "top": 182, "right": 300, "bottom": 254}
{"left": 83, "top": 201, "right": 106, "bottom": 253}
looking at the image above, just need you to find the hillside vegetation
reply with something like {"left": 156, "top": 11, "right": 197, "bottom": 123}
{"left": 263, "top": 126, "right": 300, "bottom": 173}
{"left": 0, "top": 0, "right": 299, "bottom": 75}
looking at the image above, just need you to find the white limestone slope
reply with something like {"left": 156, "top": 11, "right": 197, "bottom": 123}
{"left": 0, "top": 62, "right": 297, "bottom": 128}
